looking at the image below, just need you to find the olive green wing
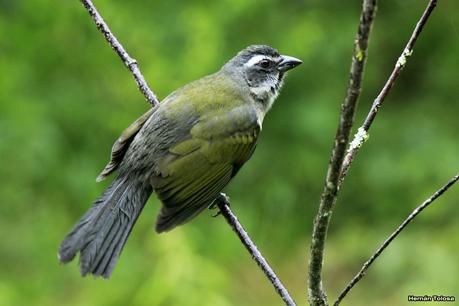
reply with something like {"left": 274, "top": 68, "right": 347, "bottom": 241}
{"left": 97, "top": 107, "right": 156, "bottom": 182}
{"left": 152, "top": 113, "right": 260, "bottom": 233}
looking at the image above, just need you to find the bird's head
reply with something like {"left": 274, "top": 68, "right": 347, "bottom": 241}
{"left": 222, "top": 45, "right": 302, "bottom": 107}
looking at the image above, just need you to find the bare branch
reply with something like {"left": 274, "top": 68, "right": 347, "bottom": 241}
{"left": 340, "top": 0, "right": 438, "bottom": 184}
{"left": 334, "top": 173, "right": 459, "bottom": 306}
{"left": 308, "top": 1, "right": 377, "bottom": 305}
{"left": 309, "top": 1, "right": 439, "bottom": 305}
{"left": 78, "top": 1, "right": 294, "bottom": 304}
{"left": 80, "top": 0, "right": 159, "bottom": 106}
{"left": 309, "top": 1, "right": 438, "bottom": 305}
{"left": 215, "top": 194, "right": 297, "bottom": 306}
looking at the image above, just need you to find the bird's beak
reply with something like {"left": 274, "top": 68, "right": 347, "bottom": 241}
{"left": 278, "top": 55, "right": 303, "bottom": 72}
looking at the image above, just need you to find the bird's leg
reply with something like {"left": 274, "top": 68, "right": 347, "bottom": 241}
{"left": 209, "top": 193, "right": 230, "bottom": 217}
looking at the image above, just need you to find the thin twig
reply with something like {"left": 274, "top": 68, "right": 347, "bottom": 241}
{"left": 216, "top": 194, "right": 297, "bottom": 306}
{"left": 308, "top": 1, "right": 377, "bottom": 305}
{"left": 340, "top": 0, "right": 438, "bottom": 184}
{"left": 334, "top": 173, "right": 459, "bottom": 306}
{"left": 78, "top": 1, "right": 294, "bottom": 304}
{"left": 80, "top": 0, "right": 159, "bottom": 106}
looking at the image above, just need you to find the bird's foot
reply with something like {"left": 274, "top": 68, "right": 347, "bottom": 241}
{"left": 209, "top": 193, "right": 230, "bottom": 217}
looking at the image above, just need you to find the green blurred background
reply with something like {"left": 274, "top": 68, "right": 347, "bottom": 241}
{"left": 1, "top": 0, "right": 458, "bottom": 305}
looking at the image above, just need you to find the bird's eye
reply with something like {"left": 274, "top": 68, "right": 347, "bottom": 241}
{"left": 258, "top": 59, "right": 271, "bottom": 69}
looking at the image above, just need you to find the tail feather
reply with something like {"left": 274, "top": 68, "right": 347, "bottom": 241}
{"left": 58, "top": 176, "right": 152, "bottom": 278}
{"left": 58, "top": 183, "right": 117, "bottom": 263}
{"left": 91, "top": 215, "right": 124, "bottom": 277}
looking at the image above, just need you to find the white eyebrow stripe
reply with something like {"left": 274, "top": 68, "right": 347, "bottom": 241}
{"left": 245, "top": 55, "right": 271, "bottom": 67}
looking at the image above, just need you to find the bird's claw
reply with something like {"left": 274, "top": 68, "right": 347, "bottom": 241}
{"left": 209, "top": 193, "right": 230, "bottom": 217}
{"left": 211, "top": 211, "right": 221, "bottom": 218}
{"left": 209, "top": 201, "right": 222, "bottom": 217}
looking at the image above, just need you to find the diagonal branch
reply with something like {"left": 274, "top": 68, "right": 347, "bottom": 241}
{"left": 78, "top": 1, "right": 295, "bottom": 305}
{"left": 80, "top": 0, "right": 159, "bottom": 107}
{"left": 340, "top": 0, "right": 438, "bottom": 184}
{"left": 308, "top": 1, "right": 377, "bottom": 305}
{"left": 334, "top": 173, "right": 459, "bottom": 306}
{"left": 309, "top": 1, "right": 438, "bottom": 305}
{"left": 215, "top": 194, "right": 297, "bottom": 306}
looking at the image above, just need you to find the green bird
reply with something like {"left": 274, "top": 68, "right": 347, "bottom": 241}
{"left": 58, "top": 45, "right": 302, "bottom": 278}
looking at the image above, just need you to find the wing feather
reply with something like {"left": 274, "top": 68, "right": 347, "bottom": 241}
{"left": 152, "top": 123, "right": 260, "bottom": 232}
{"left": 97, "top": 108, "right": 156, "bottom": 182}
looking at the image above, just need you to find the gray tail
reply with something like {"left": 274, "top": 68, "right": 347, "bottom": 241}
{"left": 58, "top": 176, "right": 152, "bottom": 278}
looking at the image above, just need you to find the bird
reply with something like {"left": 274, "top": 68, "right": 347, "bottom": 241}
{"left": 58, "top": 45, "right": 302, "bottom": 278}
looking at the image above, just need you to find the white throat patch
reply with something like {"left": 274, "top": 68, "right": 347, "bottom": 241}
{"left": 250, "top": 76, "right": 283, "bottom": 111}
